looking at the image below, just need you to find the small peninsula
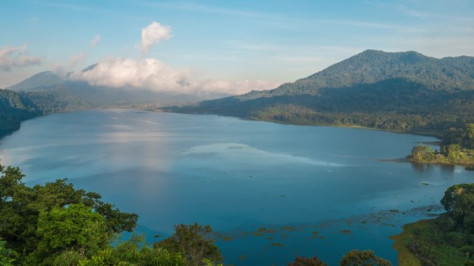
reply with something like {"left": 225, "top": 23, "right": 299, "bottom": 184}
{"left": 408, "top": 123, "right": 474, "bottom": 168}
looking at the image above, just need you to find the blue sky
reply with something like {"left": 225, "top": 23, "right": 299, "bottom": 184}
{"left": 0, "top": 0, "right": 473, "bottom": 93}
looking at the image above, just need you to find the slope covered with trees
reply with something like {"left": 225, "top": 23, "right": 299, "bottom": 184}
{"left": 0, "top": 89, "right": 42, "bottom": 138}
{"left": 167, "top": 50, "right": 474, "bottom": 135}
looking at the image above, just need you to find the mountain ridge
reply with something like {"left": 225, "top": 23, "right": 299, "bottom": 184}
{"left": 165, "top": 50, "right": 474, "bottom": 134}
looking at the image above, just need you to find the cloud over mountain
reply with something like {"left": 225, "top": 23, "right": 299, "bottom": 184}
{"left": 70, "top": 57, "right": 191, "bottom": 92}
{"left": 66, "top": 21, "right": 280, "bottom": 95}
{"left": 69, "top": 57, "right": 279, "bottom": 94}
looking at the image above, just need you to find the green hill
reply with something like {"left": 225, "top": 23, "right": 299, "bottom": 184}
{"left": 166, "top": 50, "right": 474, "bottom": 135}
{"left": 0, "top": 89, "right": 42, "bottom": 137}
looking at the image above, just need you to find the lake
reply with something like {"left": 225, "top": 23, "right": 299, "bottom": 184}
{"left": 0, "top": 109, "right": 472, "bottom": 265}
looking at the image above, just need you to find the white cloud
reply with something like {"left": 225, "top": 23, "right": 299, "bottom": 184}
{"left": 69, "top": 51, "right": 86, "bottom": 68}
{"left": 69, "top": 57, "right": 279, "bottom": 95}
{"left": 90, "top": 35, "right": 101, "bottom": 47}
{"left": 0, "top": 44, "right": 41, "bottom": 71}
{"left": 70, "top": 57, "right": 191, "bottom": 92}
{"left": 141, "top": 22, "right": 171, "bottom": 54}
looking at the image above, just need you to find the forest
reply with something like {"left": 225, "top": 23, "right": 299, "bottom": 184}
{"left": 409, "top": 123, "right": 474, "bottom": 166}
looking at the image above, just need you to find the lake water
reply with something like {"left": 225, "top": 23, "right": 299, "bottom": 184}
{"left": 0, "top": 109, "right": 472, "bottom": 265}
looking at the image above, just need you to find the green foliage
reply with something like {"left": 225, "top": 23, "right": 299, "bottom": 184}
{"left": 0, "top": 164, "right": 223, "bottom": 265}
{"left": 0, "top": 238, "right": 16, "bottom": 266}
{"left": 441, "top": 184, "right": 474, "bottom": 232}
{"left": 408, "top": 124, "right": 474, "bottom": 165}
{"left": 0, "top": 89, "right": 41, "bottom": 137}
{"left": 443, "top": 123, "right": 474, "bottom": 149}
{"left": 410, "top": 145, "right": 437, "bottom": 162}
{"left": 339, "top": 250, "right": 391, "bottom": 266}
{"left": 0, "top": 164, "right": 137, "bottom": 263}
{"left": 79, "top": 235, "right": 186, "bottom": 266}
{"left": 155, "top": 222, "right": 222, "bottom": 265}
{"left": 393, "top": 184, "right": 474, "bottom": 265}
{"left": 30, "top": 204, "right": 109, "bottom": 264}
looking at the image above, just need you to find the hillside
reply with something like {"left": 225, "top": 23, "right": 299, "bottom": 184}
{"left": 7, "top": 71, "right": 64, "bottom": 92}
{"left": 7, "top": 69, "right": 223, "bottom": 113}
{"left": 166, "top": 50, "right": 474, "bottom": 134}
{"left": 0, "top": 89, "right": 42, "bottom": 137}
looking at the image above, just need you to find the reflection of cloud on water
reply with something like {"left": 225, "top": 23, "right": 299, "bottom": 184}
{"left": 182, "top": 143, "right": 345, "bottom": 167}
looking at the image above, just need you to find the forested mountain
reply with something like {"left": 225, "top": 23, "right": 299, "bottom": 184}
{"left": 0, "top": 89, "right": 42, "bottom": 137}
{"left": 1, "top": 68, "right": 223, "bottom": 137}
{"left": 7, "top": 70, "right": 219, "bottom": 113}
{"left": 167, "top": 50, "right": 474, "bottom": 135}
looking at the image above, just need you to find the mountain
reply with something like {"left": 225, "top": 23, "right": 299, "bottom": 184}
{"left": 166, "top": 50, "right": 474, "bottom": 135}
{"left": 7, "top": 69, "right": 224, "bottom": 114}
{"left": 0, "top": 89, "right": 42, "bottom": 137}
{"left": 2, "top": 66, "right": 226, "bottom": 137}
{"left": 8, "top": 71, "right": 64, "bottom": 92}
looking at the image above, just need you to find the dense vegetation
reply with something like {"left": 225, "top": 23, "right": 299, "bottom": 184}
{"left": 166, "top": 50, "right": 474, "bottom": 136}
{"left": 409, "top": 123, "right": 474, "bottom": 166}
{"left": 0, "top": 164, "right": 221, "bottom": 265}
{"left": 392, "top": 183, "right": 474, "bottom": 265}
{"left": 7, "top": 71, "right": 220, "bottom": 112}
{"left": 290, "top": 250, "right": 390, "bottom": 266}
{"left": 0, "top": 89, "right": 41, "bottom": 138}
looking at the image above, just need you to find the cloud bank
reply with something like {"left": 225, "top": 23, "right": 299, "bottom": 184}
{"left": 67, "top": 21, "right": 280, "bottom": 95}
{"left": 0, "top": 44, "right": 41, "bottom": 71}
{"left": 70, "top": 57, "right": 279, "bottom": 95}
{"left": 71, "top": 57, "right": 191, "bottom": 92}
{"left": 141, "top": 22, "right": 171, "bottom": 54}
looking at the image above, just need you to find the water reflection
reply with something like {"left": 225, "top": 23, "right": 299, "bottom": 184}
{"left": 410, "top": 162, "right": 459, "bottom": 176}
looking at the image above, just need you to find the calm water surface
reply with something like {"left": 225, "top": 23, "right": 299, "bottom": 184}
{"left": 0, "top": 110, "right": 472, "bottom": 265}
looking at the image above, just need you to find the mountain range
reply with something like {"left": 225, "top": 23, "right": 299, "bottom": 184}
{"left": 6, "top": 69, "right": 225, "bottom": 113}
{"left": 1, "top": 49, "right": 473, "bottom": 138}
{"left": 166, "top": 50, "right": 474, "bottom": 135}
{"left": 0, "top": 66, "right": 225, "bottom": 137}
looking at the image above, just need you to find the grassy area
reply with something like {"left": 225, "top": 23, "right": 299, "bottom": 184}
{"left": 391, "top": 219, "right": 471, "bottom": 266}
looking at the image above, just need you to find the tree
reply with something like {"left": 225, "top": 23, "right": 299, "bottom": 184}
{"left": 31, "top": 204, "right": 109, "bottom": 264}
{"left": 409, "top": 145, "right": 435, "bottom": 162}
{"left": 155, "top": 223, "right": 222, "bottom": 265}
{"left": 441, "top": 184, "right": 474, "bottom": 232}
{"left": 289, "top": 255, "right": 327, "bottom": 266}
{"left": 79, "top": 235, "right": 186, "bottom": 266}
{"left": 0, "top": 164, "right": 137, "bottom": 262}
{"left": 339, "top": 250, "right": 390, "bottom": 266}
{"left": 0, "top": 238, "right": 15, "bottom": 266}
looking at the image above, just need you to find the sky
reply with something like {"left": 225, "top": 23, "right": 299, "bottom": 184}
{"left": 0, "top": 0, "right": 473, "bottom": 94}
